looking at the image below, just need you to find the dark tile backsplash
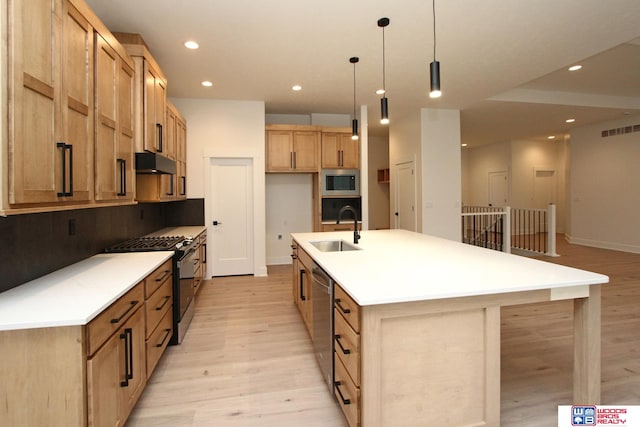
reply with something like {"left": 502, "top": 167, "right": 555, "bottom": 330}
{"left": 0, "top": 198, "right": 204, "bottom": 294}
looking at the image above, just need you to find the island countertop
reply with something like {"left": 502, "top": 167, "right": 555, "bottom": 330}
{"left": 0, "top": 251, "right": 174, "bottom": 331}
{"left": 291, "top": 229, "right": 609, "bottom": 306}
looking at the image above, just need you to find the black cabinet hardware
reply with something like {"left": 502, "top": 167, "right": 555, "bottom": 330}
{"left": 154, "top": 270, "right": 171, "bottom": 283}
{"left": 299, "top": 269, "right": 306, "bottom": 301}
{"left": 155, "top": 328, "right": 171, "bottom": 348}
{"left": 56, "top": 142, "right": 73, "bottom": 197}
{"left": 156, "top": 123, "right": 163, "bottom": 152}
{"left": 334, "top": 334, "right": 351, "bottom": 354}
{"left": 335, "top": 298, "right": 351, "bottom": 314}
{"left": 117, "top": 158, "right": 126, "bottom": 196}
{"left": 110, "top": 300, "right": 138, "bottom": 324}
{"left": 155, "top": 295, "right": 171, "bottom": 311}
{"left": 334, "top": 381, "right": 351, "bottom": 405}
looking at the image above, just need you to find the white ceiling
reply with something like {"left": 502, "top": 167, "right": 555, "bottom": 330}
{"left": 85, "top": 0, "right": 640, "bottom": 147}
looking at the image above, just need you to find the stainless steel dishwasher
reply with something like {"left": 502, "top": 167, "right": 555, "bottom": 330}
{"left": 311, "top": 262, "right": 334, "bottom": 390}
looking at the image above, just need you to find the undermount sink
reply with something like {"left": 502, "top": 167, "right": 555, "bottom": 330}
{"left": 310, "top": 239, "right": 361, "bottom": 252}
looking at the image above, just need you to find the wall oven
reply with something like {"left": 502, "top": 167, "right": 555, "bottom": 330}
{"left": 105, "top": 235, "right": 197, "bottom": 345}
{"left": 321, "top": 169, "right": 360, "bottom": 197}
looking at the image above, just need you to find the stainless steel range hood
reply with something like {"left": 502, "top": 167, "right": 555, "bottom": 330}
{"left": 135, "top": 152, "right": 176, "bottom": 174}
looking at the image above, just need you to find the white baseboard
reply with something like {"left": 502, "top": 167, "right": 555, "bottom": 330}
{"left": 266, "top": 256, "right": 293, "bottom": 266}
{"left": 565, "top": 235, "right": 640, "bottom": 254}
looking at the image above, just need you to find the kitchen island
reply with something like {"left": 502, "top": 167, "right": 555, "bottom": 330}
{"left": 291, "top": 229, "right": 608, "bottom": 427}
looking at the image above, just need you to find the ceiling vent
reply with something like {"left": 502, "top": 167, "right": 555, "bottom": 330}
{"left": 601, "top": 124, "right": 640, "bottom": 138}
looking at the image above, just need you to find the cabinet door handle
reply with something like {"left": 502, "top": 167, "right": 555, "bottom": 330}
{"left": 202, "top": 243, "right": 206, "bottom": 264}
{"left": 155, "top": 295, "right": 171, "bottom": 311}
{"left": 180, "top": 176, "right": 186, "bottom": 195}
{"left": 156, "top": 123, "right": 163, "bottom": 152}
{"left": 334, "top": 381, "right": 351, "bottom": 405}
{"left": 335, "top": 298, "right": 351, "bottom": 314}
{"left": 339, "top": 150, "right": 343, "bottom": 167}
{"left": 126, "top": 328, "right": 134, "bottom": 380}
{"left": 299, "top": 269, "right": 306, "bottom": 301}
{"left": 334, "top": 334, "right": 351, "bottom": 355}
{"left": 116, "top": 158, "right": 126, "bottom": 196}
{"left": 155, "top": 328, "right": 172, "bottom": 348}
{"left": 290, "top": 151, "right": 294, "bottom": 169}
{"left": 56, "top": 142, "right": 73, "bottom": 197}
{"left": 166, "top": 174, "right": 175, "bottom": 196}
{"left": 110, "top": 300, "right": 139, "bottom": 324}
{"left": 119, "top": 329, "right": 130, "bottom": 387}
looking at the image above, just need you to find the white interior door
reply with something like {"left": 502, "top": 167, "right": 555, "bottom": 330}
{"left": 488, "top": 171, "right": 508, "bottom": 207}
{"left": 395, "top": 161, "right": 416, "bottom": 231}
{"left": 208, "top": 158, "right": 254, "bottom": 276}
{"left": 534, "top": 169, "right": 556, "bottom": 208}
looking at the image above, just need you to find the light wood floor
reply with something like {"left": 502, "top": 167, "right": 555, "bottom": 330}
{"left": 126, "top": 238, "right": 640, "bottom": 427}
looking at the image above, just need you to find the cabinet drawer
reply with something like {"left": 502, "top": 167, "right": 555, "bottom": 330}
{"left": 334, "top": 308, "right": 360, "bottom": 386}
{"left": 334, "top": 354, "right": 360, "bottom": 427}
{"left": 87, "top": 282, "right": 144, "bottom": 356}
{"left": 145, "top": 259, "right": 173, "bottom": 297}
{"left": 145, "top": 278, "right": 173, "bottom": 339}
{"left": 334, "top": 285, "right": 360, "bottom": 333}
{"left": 146, "top": 307, "right": 173, "bottom": 378}
{"left": 297, "top": 246, "right": 313, "bottom": 271}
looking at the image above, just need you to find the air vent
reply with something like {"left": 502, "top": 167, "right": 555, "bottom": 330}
{"left": 601, "top": 124, "right": 640, "bottom": 138}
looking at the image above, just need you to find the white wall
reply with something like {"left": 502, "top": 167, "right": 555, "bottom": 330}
{"left": 170, "top": 98, "right": 268, "bottom": 275}
{"left": 265, "top": 174, "right": 314, "bottom": 265}
{"left": 568, "top": 115, "right": 640, "bottom": 253}
{"left": 462, "top": 142, "right": 510, "bottom": 206}
{"left": 368, "top": 135, "right": 390, "bottom": 229}
{"left": 389, "top": 109, "right": 422, "bottom": 231}
{"left": 420, "top": 108, "right": 462, "bottom": 241}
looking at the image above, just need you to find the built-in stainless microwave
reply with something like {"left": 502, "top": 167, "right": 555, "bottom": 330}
{"left": 321, "top": 169, "right": 360, "bottom": 196}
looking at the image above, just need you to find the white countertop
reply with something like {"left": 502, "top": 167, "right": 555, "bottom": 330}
{"left": 0, "top": 252, "right": 174, "bottom": 331}
{"left": 146, "top": 226, "right": 206, "bottom": 240}
{"left": 291, "top": 229, "right": 609, "bottom": 306}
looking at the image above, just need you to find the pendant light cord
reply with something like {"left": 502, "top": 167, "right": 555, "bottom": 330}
{"left": 432, "top": 0, "right": 437, "bottom": 61}
{"left": 382, "top": 26, "right": 386, "bottom": 91}
{"left": 353, "top": 62, "right": 357, "bottom": 116}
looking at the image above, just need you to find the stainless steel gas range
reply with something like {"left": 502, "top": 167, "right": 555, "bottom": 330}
{"left": 105, "top": 235, "right": 197, "bottom": 345}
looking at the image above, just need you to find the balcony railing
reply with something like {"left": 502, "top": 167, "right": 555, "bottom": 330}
{"left": 461, "top": 204, "right": 557, "bottom": 256}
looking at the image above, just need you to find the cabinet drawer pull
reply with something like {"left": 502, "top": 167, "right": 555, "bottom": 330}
{"left": 155, "top": 295, "right": 171, "bottom": 311}
{"left": 335, "top": 298, "right": 351, "bottom": 314}
{"left": 290, "top": 254, "right": 297, "bottom": 259}
{"left": 110, "top": 300, "right": 139, "bottom": 324}
{"left": 334, "top": 334, "right": 351, "bottom": 355}
{"left": 155, "top": 270, "right": 171, "bottom": 283}
{"left": 334, "top": 381, "right": 351, "bottom": 405}
{"left": 155, "top": 328, "right": 172, "bottom": 348}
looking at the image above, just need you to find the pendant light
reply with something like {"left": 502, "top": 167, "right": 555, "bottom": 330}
{"left": 350, "top": 57, "right": 359, "bottom": 140}
{"left": 429, "top": 0, "right": 441, "bottom": 98}
{"left": 378, "top": 17, "right": 390, "bottom": 124}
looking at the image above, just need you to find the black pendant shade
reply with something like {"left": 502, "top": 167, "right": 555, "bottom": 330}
{"left": 430, "top": 60, "right": 441, "bottom": 98}
{"left": 380, "top": 96, "right": 389, "bottom": 125}
{"left": 351, "top": 118, "right": 359, "bottom": 140}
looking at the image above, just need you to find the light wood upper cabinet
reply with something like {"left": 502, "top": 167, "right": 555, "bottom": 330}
{"left": 2, "top": 0, "right": 137, "bottom": 215}
{"left": 94, "top": 33, "right": 135, "bottom": 202}
{"left": 7, "top": 0, "right": 94, "bottom": 208}
{"left": 113, "top": 32, "right": 168, "bottom": 156}
{"left": 265, "top": 128, "right": 319, "bottom": 172}
{"left": 322, "top": 132, "right": 359, "bottom": 169}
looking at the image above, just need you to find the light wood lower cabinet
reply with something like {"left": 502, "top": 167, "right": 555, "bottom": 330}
{"left": 291, "top": 240, "right": 313, "bottom": 336}
{"left": 0, "top": 260, "right": 174, "bottom": 427}
{"left": 334, "top": 284, "right": 361, "bottom": 427}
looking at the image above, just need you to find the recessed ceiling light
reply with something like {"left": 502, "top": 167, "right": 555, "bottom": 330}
{"left": 568, "top": 65, "right": 582, "bottom": 71}
{"left": 292, "top": 85, "right": 302, "bottom": 91}
{"left": 547, "top": 136, "right": 556, "bottom": 140}
{"left": 184, "top": 40, "right": 199, "bottom": 50}
{"left": 461, "top": 143, "right": 468, "bottom": 147}
{"left": 376, "top": 89, "right": 385, "bottom": 95}
{"left": 566, "top": 118, "right": 576, "bottom": 123}
{"left": 201, "top": 81, "right": 213, "bottom": 87}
